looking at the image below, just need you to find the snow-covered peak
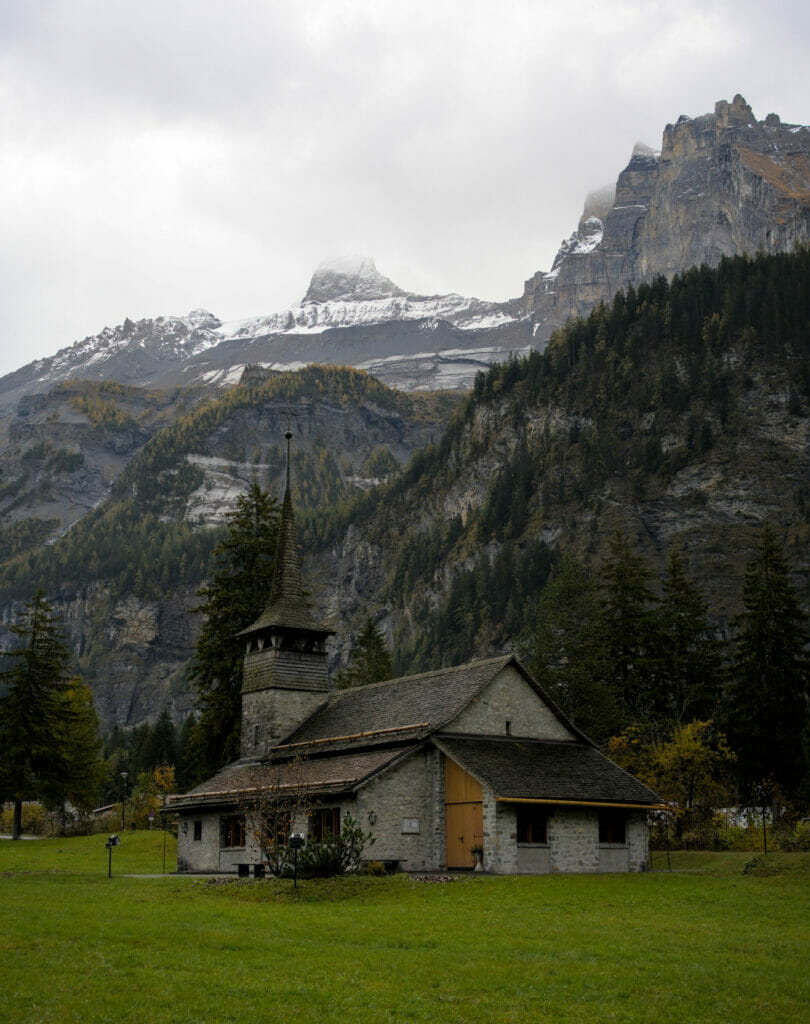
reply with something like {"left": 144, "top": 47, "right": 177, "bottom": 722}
{"left": 303, "top": 255, "right": 406, "bottom": 303}
{"left": 186, "top": 309, "right": 222, "bottom": 330}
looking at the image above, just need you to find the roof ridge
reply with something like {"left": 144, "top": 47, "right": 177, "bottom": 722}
{"left": 326, "top": 653, "right": 514, "bottom": 702}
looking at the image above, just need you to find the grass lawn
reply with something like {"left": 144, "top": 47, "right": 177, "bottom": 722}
{"left": 1, "top": 833, "right": 808, "bottom": 1023}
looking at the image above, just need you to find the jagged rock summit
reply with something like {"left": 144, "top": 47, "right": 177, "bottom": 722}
{"left": 523, "top": 94, "right": 810, "bottom": 343}
{"left": 303, "top": 255, "right": 406, "bottom": 303}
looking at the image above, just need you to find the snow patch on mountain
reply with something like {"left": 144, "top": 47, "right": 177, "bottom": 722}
{"left": 217, "top": 292, "right": 512, "bottom": 342}
{"left": 3, "top": 257, "right": 518, "bottom": 395}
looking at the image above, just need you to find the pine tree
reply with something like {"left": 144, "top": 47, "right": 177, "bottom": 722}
{"left": 599, "top": 532, "right": 658, "bottom": 726}
{"left": 46, "top": 677, "right": 104, "bottom": 832}
{"left": 525, "top": 554, "right": 618, "bottom": 742}
{"left": 187, "top": 481, "right": 280, "bottom": 779}
{"left": 335, "top": 617, "right": 394, "bottom": 690}
{"left": 174, "top": 713, "right": 197, "bottom": 792}
{"left": 146, "top": 707, "right": 178, "bottom": 770}
{"left": 726, "top": 523, "right": 809, "bottom": 797}
{"left": 652, "top": 551, "right": 724, "bottom": 725}
{"left": 0, "top": 592, "right": 92, "bottom": 838}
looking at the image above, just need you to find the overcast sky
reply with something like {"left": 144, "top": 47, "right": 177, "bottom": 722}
{"left": 1, "top": 0, "right": 809, "bottom": 378}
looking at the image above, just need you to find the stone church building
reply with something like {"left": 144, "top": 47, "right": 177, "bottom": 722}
{"left": 168, "top": 438, "right": 660, "bottom": 874}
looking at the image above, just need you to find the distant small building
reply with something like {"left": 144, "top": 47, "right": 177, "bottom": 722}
{"left": 167, "top": 434, "right": 660, "bottom": 873}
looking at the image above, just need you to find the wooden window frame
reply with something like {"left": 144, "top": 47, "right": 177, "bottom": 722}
{"left": 310, "top": 806, "right": 341, "bottom": 841}
{"left": 220, "top": 814, "right": 246, "bottom": 849}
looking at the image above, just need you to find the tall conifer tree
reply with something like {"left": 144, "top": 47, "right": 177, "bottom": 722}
{"left": 188, "top": 481, "right": 280, "bottom": 779}
{"left": 0, "top": 592, "right": 95, "bottom": 838}
{"left": 335, "top": 617, "right": 394, "bottom": 690}
{"left": 726, "top": 523, "right": 809, "bottom": 797}
{"left": 527, "top": 554, "right": 618, "bottom": 742}
{"left": 653, "top": 551, "right": 724, "bottom": 725}
{"left": 599, "top": 531, "right": 658, "bottom": 725}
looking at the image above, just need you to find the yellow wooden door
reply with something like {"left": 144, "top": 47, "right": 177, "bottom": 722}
{"left": 445, "top": 758, "right": 483, "bottom": 869}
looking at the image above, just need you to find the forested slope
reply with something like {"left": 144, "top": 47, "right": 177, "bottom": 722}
{"left": 323, "top": 249, "right": 810, "bottom": 671}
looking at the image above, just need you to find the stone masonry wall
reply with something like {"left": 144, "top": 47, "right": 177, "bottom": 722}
{"left": 177, "top": 808, "right": 264, "bottom": 873}
{"left": 482, "top": 789, "right": 518, "bottom": 873}
{"left": 353, "top": 748, "right": 438, "bottom": 871}
{"left": 447, "top": 666, "right": 574, "bottom": 740}
{"left": 241, "top": 687, "right": 329, "bottom": 755}
{"left": 177, "top": 811, "right": 220, "bottom": 872}
{"left": 627, "top": 810, "right": 649, "bottom": 871}
{"left": 549, "top": 808, "right": 600, "bottom": 873}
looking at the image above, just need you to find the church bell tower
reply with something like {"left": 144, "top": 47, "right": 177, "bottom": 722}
{"left": 238, "top": 430, "right": 333, "bottom": 757}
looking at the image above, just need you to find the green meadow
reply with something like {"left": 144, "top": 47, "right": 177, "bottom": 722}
{"left": 1, "top": 833, "right": 808, "bottom": 1024}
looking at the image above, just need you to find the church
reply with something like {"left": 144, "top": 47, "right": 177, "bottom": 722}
{"left": 168, "top": 434, "right": 661, "bottom": 874}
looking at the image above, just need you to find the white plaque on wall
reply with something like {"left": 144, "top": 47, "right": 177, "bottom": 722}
{"left": 401, "top": 818, "right": 420, "bottom": 834}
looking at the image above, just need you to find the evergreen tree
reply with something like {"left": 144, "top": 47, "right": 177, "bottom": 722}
{"left": 0, "top": 592, "right": 86, "bottom": 838}
{"left": 599, "top": 532, "right": 658, "bottom": 726}
{"left": 525, "top": 554, "right": 618, "bottom": 742}
{"left": 174, "top": 713, "right": 197, "bottom": 792}
{"left": 187, "top": 481, "right": 280, "bottom": 779}
{"left": 726, "top": 523, "right": 809, "bottom": 797}
{"left": 46, "top": 677, "right": 104, "bottom": 832}
{"left": 146, "top": 707, "right": 178, "bottom": 769}
{"left": 335, "top": 617, "right": 394, "bottom": 690}
{"left": 652, "top": 551, "right": 724, "bottom": 725}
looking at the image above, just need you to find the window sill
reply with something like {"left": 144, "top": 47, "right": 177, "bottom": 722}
{"left": 517, "top": 842, "right": 549, "bottom": 848}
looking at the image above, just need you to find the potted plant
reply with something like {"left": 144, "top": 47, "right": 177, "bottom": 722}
{"left": 470, "top": 844, "right": 484, "bottom": 872}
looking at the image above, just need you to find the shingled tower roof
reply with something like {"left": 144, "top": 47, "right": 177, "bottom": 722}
{"left": 238, "top": 430, "right": 331, "bottom": 637}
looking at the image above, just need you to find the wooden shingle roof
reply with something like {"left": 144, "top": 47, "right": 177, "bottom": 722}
{"left": 435, "top": 736, "right": 662, "bottom": 808}
{"left": 283, "top": 655, "right": 516, "bottom": 747}
{"left": 167, "top": 745, "right": 418, "bottom": 811}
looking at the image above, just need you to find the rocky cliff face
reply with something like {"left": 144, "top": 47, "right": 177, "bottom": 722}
{"left": 523, "top": 96, "right": 810, "bottom": 340}
{"left": 0, "top": 370, "right": 456, "bottom": 729}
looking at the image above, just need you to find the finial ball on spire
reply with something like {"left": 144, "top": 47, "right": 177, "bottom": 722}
{"left": 285, "top": 429, "right": 293, "bottom": 441}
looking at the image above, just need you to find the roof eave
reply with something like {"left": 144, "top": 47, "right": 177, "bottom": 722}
{"left": 495, "top": 796, "right": 668, "bottom": 810}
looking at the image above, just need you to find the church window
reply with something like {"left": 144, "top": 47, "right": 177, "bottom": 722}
{"left": 598, "top": 809, "right": 626, "bottom": 845}
{"left": 221, "top": 814, "right": 245, "bottom": 848}
{"left": 310, "top": 807, "right": 341, "bottom": 840}
{"left": 516, "top": 805, "right": 547, "bottom": 844}
{"left": 193, "top": 820, "right": 202, "bottom": 841}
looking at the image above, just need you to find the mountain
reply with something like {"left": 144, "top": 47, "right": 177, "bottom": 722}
{"left": 0, "top": 366, "right": 457, "bottom": 729}
{"left": 3, "top": 94, "right": 810, "bottom": 732}
{"left": 4, "top": 250, "right": 810, "bottom": 734}
{"left": 522, "top": 95, "right": 810, "bottom": 342}
{"left": 322, "top": 249, "right": 810, "bottom": 675}
{"left": 2, "top": 94, "right": 808, "bottom": 414}
{"left": 0, "top": 257, "right": 525, "bottom": 421}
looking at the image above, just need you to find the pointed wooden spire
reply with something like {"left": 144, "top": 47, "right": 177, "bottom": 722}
{"left": 239, "top": 428, "right": 328, "bottom": 636}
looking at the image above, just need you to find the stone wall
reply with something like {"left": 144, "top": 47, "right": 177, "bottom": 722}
{"left": 177, "top": 766, "right": 649, "bottom": 875}
{"left": 479, "top": 804, "right": 649, "bottom": 875}
{"left": 626, "top": 810, "right": 649, "bottom": 871}
{"left": 176, "top": 808, "right": 263, "bottom": 873}
{"left": 447, "top": 665, "right": 574, "bottom": 740}
{"left": 482, "top": 791, "right": 517, "bottom": 873}
{"left": 241, "top": 686, "right": 328, "bottom": 755}
{"left": 353, "top": 748, "right": 439, "bottom": 871}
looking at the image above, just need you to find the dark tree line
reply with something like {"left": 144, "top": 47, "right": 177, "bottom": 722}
{"left": 527, "top": 524, "right": 809, "bottom": 804}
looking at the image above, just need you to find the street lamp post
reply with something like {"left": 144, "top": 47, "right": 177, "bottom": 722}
{"left": 120, "top": 771, "right": 128, "bottom": 830}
